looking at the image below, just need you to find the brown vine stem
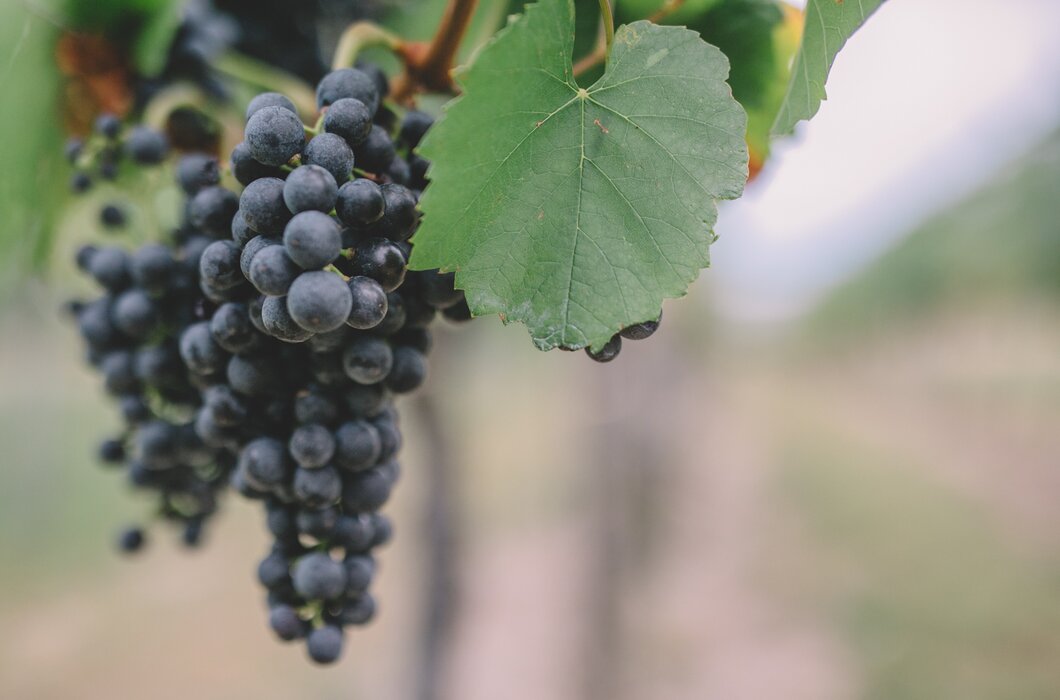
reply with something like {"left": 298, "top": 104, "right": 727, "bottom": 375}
{"left": 389, "top": 0, "right": 480, "bottom": 104}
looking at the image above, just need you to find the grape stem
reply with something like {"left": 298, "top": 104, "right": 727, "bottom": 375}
{"left": 573, "top": 0, "right": 685, "bottom": 79}
{"left": 389, "top": 0, "right": 480, "bottom": 104}
{"left": 331, "top": 21, "right": 406, "bottom": 70}
{"left": 599, "top": 0, "right": 615, "bottom": 58}
{"left": 213, "top": 52, "right": 317, "bottom": 120}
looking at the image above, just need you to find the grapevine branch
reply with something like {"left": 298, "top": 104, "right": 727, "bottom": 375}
{"left": 389, "top": 0, "right": 480, "bottom": 103}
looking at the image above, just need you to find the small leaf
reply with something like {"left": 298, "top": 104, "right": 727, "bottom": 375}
{"left": 771, "top": 0, "right": 885, "bottom": 135}
{"left": 411, "top": 0, "right": 748, "bottom": 351}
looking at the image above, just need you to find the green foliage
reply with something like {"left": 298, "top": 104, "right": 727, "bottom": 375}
{"left": 686, "top": 0, "right": 795, "bottom": 171}
{"left": 410, "top": 0, "right": 748, "bottom": 351}
{"left": 0, "top": 1, "right": 65, "bottom": 280}
{"left": 617, "top": 0, "right": 722, "bottom": 25}
{"left": 65, "top": 0, "right": 175, "bottom": 31}
{"left": 133, "top": 0, "right": 184, "bottom": 76}
{"left": 771, "top": 0, "right": 885, "bottom": 135}
{"left": 810, "top": 130, "right": 1060, "bottom": 335}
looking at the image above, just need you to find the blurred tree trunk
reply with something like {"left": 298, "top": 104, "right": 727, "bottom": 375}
{"left": 580, "top": 334, "right": 682, "bottom": 700}
{"left": 410, "top": 336, "right": 464, "bottom": 700}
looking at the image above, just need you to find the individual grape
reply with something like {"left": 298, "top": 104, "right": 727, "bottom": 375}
{"left": 353, "top": 125, "right": 395, "bottom": 174}
{"left": 246, "top": 105, "right": 305, "bottom": 167}
{"left": 289, "top": 424, "right": 335, "bottom": 469}
{"left": 189, "top": 186, "right": 240, "bottom": 238}
{"left": 398, "top": 110, "right": 433, "bottom": 150}
{"left": 101, "top": 352, "right": 139, "bottom": 395}
{"left": 307, "top": 325, "right": 351, "bottom": 353}
{"left": 248, "top": 245, "right": 301, "bottom": 296}
{"left": 335, "top": 179, "right": 384, "bottom": 227}
{"left": 261, "top": 295, "right": 315, "bottom": 343}
{"left": 130, "top": 243, "right": 174, "bottom": 294}
{"left": 258, "top": 549, "right": 292, "bottom": 589}
{"left": 269, "top": 605, "right": 305, "bottom": 641}
{"left": 179, "top": 322, "right": 229, "bottom": 375}
{"left": 176, "top": 154, "right": 221, "bottom": 194}
{"left": 351, "top": 238, "right": 406, "bottom": 292}
{"left": 64, "top": 138, "right": 84, "bottom": 164}
{"left": 372, "top": 415, "right": 402, "bottom": 461}
{"left": 371, "top": 291, "right": 406, "bottom": 336}
{"left": 385, "top": 157, "right": 410, "bottom": 186}
{"left": 246, "top": 92, "right": 298, "bottom": 120}
{"left": 306, "top": 625, "right": 344, "bottom": 665}
{"left": 345, "top": 276, "right": 387, "bottom": 329}
{"left": 239, "top": 437, "right": 291, "bottom": 489}
{"left": 199, "top": 240, "right": 244, "bottom": 290}
{"left": 292, "top": 552, "right": 347, "bottom": 600}
{"left": 119, "top": 395, "right": 151, "bottom": 424}
{"left": 343, "top": 555, "right": 375, "bottom": 593}
{"left": 283, "top": 165, "right": 338, "bottom": 214}
{"left": 240, "top": 177, "right": 291, "bottom": 235}
{"left": 416, "top": 269, "right": 462, "bottom": 309}
{"left": 323, "top": 97, "right": 372, "bottom": 146}
{"left": 302, "top": 133, "right": 354, "bottom": 184}
{"left": 619, "top": 312, "right": 662, "bottom": 340}
{"left": 286, "top": 271, "right": 352, "bottom": 333}
{"left": 125, "top": 126, "right": 169, "bottom": 164}
{"left": 95, "top": 113, "right": 121, "bottom": 138}
{"left": 293, "top": 466, "right": 342, "bottom": 508}
{"left": 75, "top": 244, "right": 97, "bottom": 271}
{"left": 586, "top": 335, "right": 621, "bottom": 363}
{"left": 370, "top": 184, "right": 418, "bottom": 241}
{"left": 227, "top": 354, "right": 282, "bottom": 397}
{"left": 88, "top": 247, "right": 132, "bottom": 292}
{"left": 231, "top": 210, "right": 256, "bottom": 246}
{"left": 386, "top": 346, "right": 426, "bottom": 393}
{"left": 357, "top": 61, "right": 389, "bottom": 102}
{"left": 343, "top": 383, "right": 388, "bottom": 418}
{"left": 182, "top": 519, "right": 205, "bottom": 547}
{"left": 118, "top": 526, "right": 145, "bottom": 553}
{"left": 98, "top": 438, "right": 126, "bottom": 464}
{"left": 100, "top": 204, "right": 126, "bottom": 229}
{"left": 296, "top": 506, "right": 339, "bottom": 539}
{"left": 283, "top": 211, "right": 342, "bottom": 270}
{"left": 442, "top": 298, "right": 473, "bottom": 322}
{"left": 231, "top": 141, "right": 285, "bottom": 186}
{"left": 316, "top": 68, "right": 379, "bottom": 114}
{"left": 332, "top": 513, "right": 374, "bottom": 551}
{"left": 203, "top": 384, "right": 248, "bottom": 426}
{"left": 70, "top": 171, "right": 92, "bottom": 193}
{"left": 393, "top": 327, "right": 432, "bottom": 354}
{"left": 333, "top": 420, "right": 381, "bottom": 472}
{"left": 112, "top": 289, "right": 157, "bottom": 338}
{"left": 342, "top": 336, "right": 392, "bottom": 385}
{"left": 340, "top": 467, "right": 393, "bottom": 512}
{"left": 294, "top": 390, "right": 339, "bottom": 426}
{"left": 240, "top": 235, "right": 278, "bottom": 279}
{"left": 337, "top": 594, "right": 376, "bottom": 626}
{"left": 210, "top": 302, "right": 260, "bottom": 354}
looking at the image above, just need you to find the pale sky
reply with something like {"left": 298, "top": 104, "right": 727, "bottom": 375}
{"left": 710, "top": 0, "right": 1060, "bottom": 322}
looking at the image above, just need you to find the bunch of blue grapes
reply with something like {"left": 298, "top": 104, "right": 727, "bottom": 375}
{"left": 68, "top": 60, "right": 468, "bottom": 664}
{"left": 66, "top": 152, "right": 232, "bottom": 552}
{"left": 182, "top": 65, "right": 471, "bottom": 664}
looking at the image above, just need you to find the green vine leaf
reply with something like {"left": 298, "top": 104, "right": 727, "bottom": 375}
{"left": 771, "top": 0, "right": 885, "bottom": 135}
{"left": 410, "top": 0, "right": 748, "bottom": 351}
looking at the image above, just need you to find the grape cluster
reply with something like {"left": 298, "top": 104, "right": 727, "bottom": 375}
{"left": 67, "top": 223, "right": 231, "bottom": 553}
{"left": 67, "top": 62, "right": 468, "bottom": 664}
{"left": 65, "top": 114, "right": 169, "bottom": 194}
{"left": 184, "top": 67, "right": 468, "bottom": 664}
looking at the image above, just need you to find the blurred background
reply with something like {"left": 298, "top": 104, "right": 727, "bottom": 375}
{"left": 2, "top": 0, "right": 1060, "bottom": 698}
